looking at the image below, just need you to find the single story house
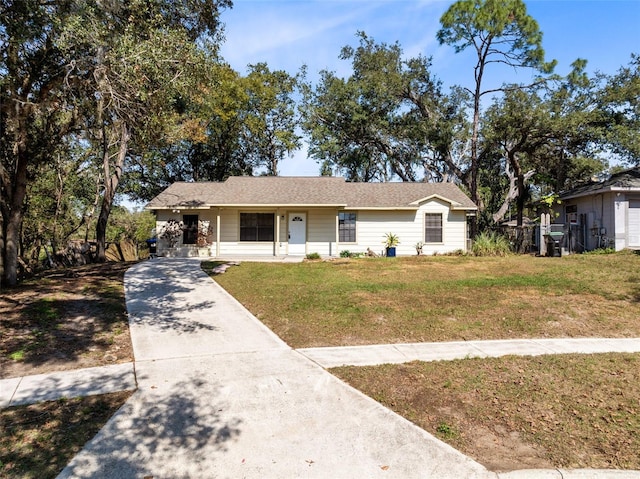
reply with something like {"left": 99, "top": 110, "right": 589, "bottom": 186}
{"left": 554, "top": 167, "right": 640, "bottom": 251}
{"left": 145, "top": 176, "right": 477, "bottom": 258}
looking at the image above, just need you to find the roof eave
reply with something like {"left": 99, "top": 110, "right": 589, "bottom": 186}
{"left": 220, "top": 203, "right": 348, "bottom": 208}
{"left": 346, "top": 206, "right": 419, "bottom": 211}
{"left": 560, "top": 183, "right": 640, "bottom": 201}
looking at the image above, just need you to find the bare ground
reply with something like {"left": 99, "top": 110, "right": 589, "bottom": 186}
{"left": 0, "top": 262, "right": 135, "bottom": 379}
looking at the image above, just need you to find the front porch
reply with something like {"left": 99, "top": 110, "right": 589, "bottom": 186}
{"left": 155, "top": 206, "right": 344, "bottom": 259}
{"left": 157, "top": 245, "right": 308, "bottom": 262}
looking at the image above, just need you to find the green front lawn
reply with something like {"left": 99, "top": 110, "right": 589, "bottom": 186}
{"left": 205, "top": 252, "right": 640, "bottom": 348}
{"left": 205, "top": 252, "right": 640, "bottom": 471}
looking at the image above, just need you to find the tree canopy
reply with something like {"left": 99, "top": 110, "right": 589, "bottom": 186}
{"left": 1, "top": 0, "right": 637, "bottom": 286}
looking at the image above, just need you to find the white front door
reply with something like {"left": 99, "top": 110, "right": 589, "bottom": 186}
{"left": 629, "top": 200, "right": 640, "bottom": 247}
{"left": 288, "top": 213, "right": 306, "bottom": 255}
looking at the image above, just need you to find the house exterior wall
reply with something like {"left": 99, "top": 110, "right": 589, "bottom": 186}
{"left": 155, "top": 209, "right": 218, "bottom": 257}
{"left": 306, "top": 208, "right": 338, "bottom": 256}
{"left": 153, "top": 199, "right": 470, "bottom": 257}
{"left": 559, "top": 191, "right": 640, "bottom": 251}
{"left": 340, "top": 199, "right": 468, "bottom": 256}
{"left": 629, "top": 198, "right": 640, "bottom": 248}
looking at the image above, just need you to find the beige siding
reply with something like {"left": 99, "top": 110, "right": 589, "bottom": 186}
{"left": 218, "top": 208, "right": 278, "bottom": 256}
{"left": 307, "top": 208, "right": 338, "bottom": 256}
{"left": 354, "top": 210, "right": 418, "bottom": 256}
{"left": 155, "top": 201, "right": 469, "bottom": 257}
{"left": 155, "top": 209, "right": 218, "bottom": 256}
{"left": 344, "top": 199, "right": 468, "bottom": 256}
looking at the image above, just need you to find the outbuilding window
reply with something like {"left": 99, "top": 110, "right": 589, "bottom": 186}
{"left": 240, "top": 213, "right": 274, "bottom": 241}
{"left": 425, "top": 213, "right": 443, "bottom": 243}
{"left": 339, "top": 212, "right": 357, "bottom": 242}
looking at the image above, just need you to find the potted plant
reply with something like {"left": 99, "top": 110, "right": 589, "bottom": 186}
{"left": 383, "top": 232, "right": 399, "bottom": 257}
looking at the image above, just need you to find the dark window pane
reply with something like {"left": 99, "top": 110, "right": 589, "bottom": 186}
{"left": 425, "top": 213, "right": 442, "bottom": 243}
{"left": 240, "top": 213, "right": 274, "bottom": 242}
{"left": 183, "top": 215, "right": 198, "bottom": 244}
{"left": 339, "top": 212, "right": 356, "bottom": 242}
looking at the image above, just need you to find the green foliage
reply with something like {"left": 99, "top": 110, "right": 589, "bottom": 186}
{"left": 383, "top": 233, "right": 400, "bottom": 248}
{"left": 596, "top": 55, "right": 640, "bottom": 164}
{"left": 437, "top": 0, "right": 556, "bottom": 74}
{"left": 305, "top": 252, "right": 321, "bottom": 260}
{"left": 8, "top": 350, "right": 25, "bottom": 361}
{"left": 106, "top": 207, "right": 156, "bottom": 243}
{"left": 436, "top": 422, "right": 458, "bottom": 439}
{"left": 340, "top": 250, "right": 363, "bottom": 258}
{"left": 300, "top": 32, "right": 456, "bottom": 182}
{"left": 0, "top": 0, "right": 232, "bottom": 282}
{"left": 437, "top": 0, "right": 557, "bottom": 221}
{"left": 583, "top": 247, "right": 617, "bottom": 255}
{"left": 243, "top": 63, "right": 302, "bottom": 175}
{"left": 472, "top": 232, "right": 512, "bottom": 256}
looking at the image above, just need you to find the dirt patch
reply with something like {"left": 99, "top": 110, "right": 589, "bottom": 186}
{"left": 0, "top": 262, "right": 135, "bottom": 379}
{"left": 332, "top": 353, "right": 640, "bottom": 472}
{"left": 0, "top": 391, "right": 132, "bottom": 479}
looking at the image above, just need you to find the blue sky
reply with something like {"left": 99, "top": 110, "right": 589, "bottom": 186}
{"left": 219, "top": 0, "right": 640, "bottom": 176}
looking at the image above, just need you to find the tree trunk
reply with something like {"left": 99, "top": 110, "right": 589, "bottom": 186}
{"left": 492, "top": 161, "right": 519, "bottom": 224}
{"left": 96, "top": 122, "right": 130, "bottom": 262}
{"left": 0, "top": 202, "right": 5, "bottom": 287}
{"left": 493, "top": 151, "right": 535, "bottom": 228}
{"left": 469, "top": 53, "right": 486, "bottom": 238}
{"left": 2, "top": 136, "right": 29, "bottom": 288}
{"left": 516, "top": 172, "right": 527, "bottom": 228}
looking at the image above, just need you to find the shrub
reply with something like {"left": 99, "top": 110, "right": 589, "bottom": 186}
{"left": 583, "top": 247, "right": 616, "bottom": 255}
{"left": 306, "top": 252, "right": 321, "bottom": 260}
{"left": 340, "top": 250, "right": 364, "bottom": 258}
{"left": 472, "top": 232, "right": 512, "bottom": 257}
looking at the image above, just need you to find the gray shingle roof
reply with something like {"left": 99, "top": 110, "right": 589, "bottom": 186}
{"left": 559, "top": 167, "right": 640, "bottom": 200}
{"left": 146, "top": 176, "right": 477, "bottom": 210}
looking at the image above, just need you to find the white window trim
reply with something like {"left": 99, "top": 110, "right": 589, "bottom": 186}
{"left": 338, "top": 211, "right": 357, "bottom": 244}
{"left": 424, "top": 212, "right": 445, "bottom": 244}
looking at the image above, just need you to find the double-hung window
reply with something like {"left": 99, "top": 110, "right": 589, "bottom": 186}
{"left": 240, "top": 213, "right": 275, "bottom": 241}
{"left": 425, "top": 213, "right": 443, "bottom": 243}
{"left": 339, "top": 212, "right": 356, "bottom": 242}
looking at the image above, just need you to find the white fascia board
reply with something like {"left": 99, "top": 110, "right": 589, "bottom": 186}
{"left": 561, "top": 185, "right": 640, "bottom": 200}
{"left": 409, "top": 194, "right": 462, "bottom": 207}
{"left": 346, "top": 206, "right": 419, "bottom": 211}
{"left": 451, "top": 205, "right": 478, "bottom": 211}
{"left": 217, "top": 203, "right": 348, "bottom": 208}
{"left": 145, "top": 206, "right": 210, "bottom": 211}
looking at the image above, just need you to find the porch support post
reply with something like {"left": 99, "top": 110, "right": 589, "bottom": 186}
{"left": 275, "top": 209, "right": 281, "bottom": 256}
{"left": 216, "top": 208, "right": 221, "bottom": 257}
{"left": 335, "top": 210, "right": 340, "bottom": 252}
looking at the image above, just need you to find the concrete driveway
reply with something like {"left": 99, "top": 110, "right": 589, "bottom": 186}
{"left": 57, "top": 258, "right": 492, "bottom": 479}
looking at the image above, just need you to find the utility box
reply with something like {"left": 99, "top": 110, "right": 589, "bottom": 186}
{"left": 544, "top": 232, "right": 564, "bottom": 257}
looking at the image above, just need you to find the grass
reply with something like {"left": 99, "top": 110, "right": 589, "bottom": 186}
{"left": 0, "top": 392, "right": 132, "bottom": 479}
{"left": 205, "top": 252, "right": 640, "bottom": 470}
{"left": 332, "top": 353, "right": 640, "bottom": 471}
{"left": 206, "top": 251, "right": 640, "bottom": 348}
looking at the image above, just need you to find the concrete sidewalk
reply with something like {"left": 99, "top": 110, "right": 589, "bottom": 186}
{"left": 0, "top": 362, "right": 136, "bottom": 408}
{"left": 5, "top": 337, "right": 639, "bottom": 409}
{"left": 298, "top": 337, "right": 640, "bottom": 368}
